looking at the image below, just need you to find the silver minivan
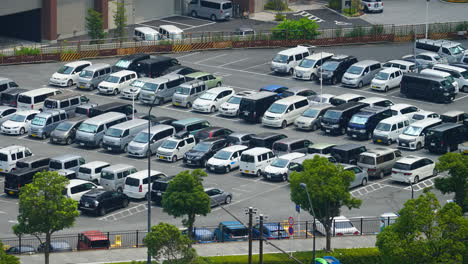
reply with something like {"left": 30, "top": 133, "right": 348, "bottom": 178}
{"left": 342, "top": 60, "right": 382, "bottom": 88}
{"left": 127, "top": 124, "right": 175, "bottom": 157}
{"left": 49, "top": 154, "right": 86, "bottom": 172}
{"left": 139, "top": 74, "right": 186, "bottom": 105}
{"left": 102, "top": 119, "right": 147, "bottom": 152}
{"left": 189, "top": 0, "right": 232, "bottom": 21}
{"left": 29, "top": 109, "right": 68, "bottom": 139}
{"left": 357, "top": 147, "right": 402, "bottom": 179}
{"left": 100, "top": 164, "right": 137, "bottom": 192}
{"left": 75, "top": 112, "right": 128, "bottom": 148}
{"left": 43, "top": 92, "right": 90, "bottom": 116}
{"left": 77, "top": 63, "right": 113, "bottom": 91}
{"left": 172, "top": 80, "right": 207, "bottom": 108}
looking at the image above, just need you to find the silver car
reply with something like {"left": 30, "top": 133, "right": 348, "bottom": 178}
{"left": 205, "top": 188, "right": 232, "bottom": 207}
{"left": 50, "top": 116, "right": 86, "bottom": 145}
{"left": 294, "top": 104, "right": 333, "bottom": 131}
{"left": 343, "top": 164, "right": 369, "bottom": 188}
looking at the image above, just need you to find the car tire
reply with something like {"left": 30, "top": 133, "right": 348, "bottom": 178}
{"left": 210, "top": 14, "right": 217, "bottom": 21}
{"left": 122, "top": 199, "right": 129, "bottom": 208}
{"left": 225, "top": 166, "right": 231, "bottom": 173}
{"left": 216, "top": 82, "right": 222, "bottom": 87}
{"left": 172, "top": 155, "right": 177, "bottom": 163}
{"left": 282, "top": 174, "right": 288, "bottom": 182}
{"left": 256, "top": 170, "right": 261, "bottom": 177}
{"left": 210, "top": 106, "right": 216, "bottom": 113}
{"left": 117, "top": 187, "right": 123, "bottom": 193}
{"left": 413, "top": 176, "right": 419, "bottom": 184}
{"left": 386, "top": 139, "right": 392, "bottom": 145}
{"left": 340, "top": 127, "right": 346, "bottom": 135}
{"left": 145, "top": 193, "right": 150, "bottom": 201}
{"left": 331, "top": 77, "right": 337, "bottom": 85}
{"left": 358, "top": 81, "right": 363, "bottom": 89}
{"left": 123, "top": 144, "right": 128, "bottom": 153}
{"left": 186, "top": 102, "right": 192, "bottom": 108}
{"left": 311, "top": 124, "right": 318, "bottom": 131}
{"left": 364, "top": 6, "right": 369, "bottom": 13}
{"left": 384, "top": 86, "right": 389, "bottom": 92}
{"left": 361, "top": 178, "right": 367, "bottom": 186}
{"left": 67, "top": 80, "right": 73, "bottom": 87}
{"left": 379, "top": 171, "right": 385, "bottom": 179}
{"left": 99, "top": 207, "right": 106, "bottom": 216}
{"left": 66, "top": 137, "right": 73, "bottom": 145}
{"left": 225, "top": 196, "right": 232, "bottom": 204}
{"left": 289, "top": 68, "right": 294, "bottom": 75}
{"left": 98, "top": 140, "right": 103, "bottom": 148}
{"left": 41, "top": 134, "right": 47, "bottom": 140}
{"left": 462, "top": 86, "right": 468, "bottom": 93}
{"left": 191, "top": 11, "right": 197, "bottom": 17}
{"left": 113, "top": 89, "right": 118, "bottom": 95}
{"left": 281, "top": 120, "right": 287, "bottom": 129}
{"left": 432, "top": 169, "right": 438, "bottom": 177}
{"left": 89, "top": 85, "right": 95, "bottom": 90}
{"left": 416, "top": 142, "right": 422, "bottom": 150}
{"left": 19, "top": 128, "right": 25, "bottom": 135}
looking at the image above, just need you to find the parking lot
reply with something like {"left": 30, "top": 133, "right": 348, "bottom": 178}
{"left": 0, "top": 40, "right": 466, "bottom": 238}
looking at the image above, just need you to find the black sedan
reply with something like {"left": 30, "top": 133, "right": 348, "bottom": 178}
{"left": 183, "top": 138, "right": 228, "bottom": 167}
{"left": 78, "top": 189, "right": 130, "bottom": 216}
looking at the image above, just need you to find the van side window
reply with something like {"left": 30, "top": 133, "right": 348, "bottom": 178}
{"left": 295, "top": 54, "right": 303, "bottom": 61}
{"left": 404, "top": 120, "right": 410, "bottom": 126}
{"left": 178, "top": 141, "right": 185, "bottom": 148}
{"left": 70, "top": 98, "right": 79, "bottom": 106}
{"left": 96, "top": 125, "right": 104, "bottom": 133}
{"left": 123, "top": 170, "right": 131, "bottom": 177}
{"left": 261, "top": 153, "right": 268, "bottom": 161}
{"left": 442, "top": 47, "right": 450, "bottom": 55}
{"left": 397, "top": 122, "right": 404, "bottom": 129}
{"left": 122, "top": 129, "right": 129, "bottom": 137}
{"left": 53, "top": 115, "right": 60, "bottom": 123}
{"left": 383, "top": 153, "right": 394, "bottom": 162}
{"left": 302, "top": 52, "right": 309, "bottom": 58}
{"left": 370, "top": 64, "right": 381, "bottom": 71}
{"left": 65, "top": 160, "right": 78, "bottom": 169}
{"left": 286, "top": 104, "right": 294, "bottom": 112}
{"left": 391, "top": 124, "right": 397, "bottom": 131}
{"left": 117, "top": 172, "right": 124, "bottom": 179}
{"left": 288, "top": 56, "right": 293, "bottom": 63}
{"left": 267, "top": 152, "right": 275, "bottom": 159}
{"left": 294, "top": 100, "right": 308, "bottom": 109}
{"left": 17, "top": 151, "right": 24, "bottom": 159}
{"left": 186, "top": 137, "right": 195, "bottom": 144}
{"left": 60, "top": 100, "right": 70, "bottom": 108}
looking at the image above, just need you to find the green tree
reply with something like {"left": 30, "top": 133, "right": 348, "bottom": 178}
{"left": 289, "top": 156, "right": 362, "bottom": 251}
{"left": 162, "top": 169, "right": 211, "bottom": 240}
{"left": 434, "top": 152, "right": 468, "bottom": 213}
{"left": 376, "top": 190, "right": 468, "bottom": 264}
{"left": 0, "top": 240, "right": 19, "bottom": 264}
{"left": 13, "top": 171, "right": 79, "bottom": 264}
{"left": 113, "top": 0, "right": 127, "bottom": 42}
{"left": 85, "top": 8, "right": 107, "bottom": 44}
{"left": 144, "top": 222, "right": 196, "bottom": 264}
{"left": 271, "top": 18, "right": 320, "bottom": 40}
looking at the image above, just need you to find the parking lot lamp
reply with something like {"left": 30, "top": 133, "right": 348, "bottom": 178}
{"left": 408, "top": 179, "right": 414, "bottom": 199}
{"left": 146, "top": 96, "right": 158, "bottom": 264}
{"left": 300, "top": 183, "right": 316, "bottom": 263}
{"left": 425, "top": 0, "right": 430, "bottom": 39}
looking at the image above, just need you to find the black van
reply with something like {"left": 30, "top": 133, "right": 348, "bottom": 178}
{"left": 0, "top": 88, "right": 28, "bottom": 107}
{"left": 321, "top": 102, "right": 367, "bottom": 135}
{"left": 151, "top": 175, "right": 175, "bottom": 204}
{"left": 400, "top": 73, "right": 456, "bottom": 103}
{"left": 425, "top": 123, "right": 467, "bottom": 153}
{"left": 330, "top": 144, "right": 367, "bottom": 165}
{"left": 347, "top": 106, "right": 392, "bottom": 140}
{"left": 134, "top": 56, "right": 180, "bottom": 78}
{"left": 239, "top": 91, "right": 278, "bottom": 123}
{"left": 113, "top": 53, "right": 150, "bottom": 72}
{"left": 249, "top": 132, "right": 288, "bottom": 149}
{"left": 88, "top": 102, "right": 135, "bottom": 118}
{"left": 3, "top": 156, "right": 50, "bottom": 196}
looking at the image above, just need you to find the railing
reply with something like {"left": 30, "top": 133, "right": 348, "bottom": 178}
{"left": 0, "top": 216, "right": 394, "bottom": 254}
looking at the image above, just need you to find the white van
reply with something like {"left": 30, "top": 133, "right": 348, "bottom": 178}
{"left": 262, "top": 152, "right": 305, "bottom": 182}
{"left": 206, "top": 145, "right": 249, "bottom": 173}
{"left": 294, "top": 52, "right": 334, "bottom": 80}
{"left": 192, "top": 87, "right": 235, "bottom": 113}
{"left": 159, "top": 25, "right": 183, "bottom": 40}
{"left": 432, "top": 64, "right": 468, "bottom": 93}
{"left": 98, "top": 70, "right": 138, "bottom": 95}
{"left": 382, "top": 60, "right": 417, "bottom": 73}
{"left": 0, "top": 146, "right": 33, "bottom": 172}
{"left": 373, "top": 115, "right": 410, "bottom": 145}
{"left": 371, "top": 68, "right": 403, "bottom": 92}
{"left": 262, "top": 96, "right": 309, "bottom": 128}
{"left": 77, "top": 161, "right": 110, "bottom": 183}
{"left": 100, "top": 164, "right": 137, "bottom": 192}
{"left": 123, "top": 170, "right": 167, "bottom": 200}
{"left": 239, "top": 147, "right": 276, "bottom": 176}
{"left": 420, "top": 69, "right": 459, "bottom": 93}
{"left": 17, "top": 88, "right": 61, "bottom": 111}
{"left": 49, "top": 61, "right": 92, "bottom": 87}
{"left": 271, "top": 45, "right": 315, "bottom": 75}
{"left": 157, "top": 132, "right": 196, "bottom": 162}
{"left": 415, "top": 39, "right": 465, "bottom": 62}
{"left": 64, "top": 179, "right": 99, "bottom": 201}
{"left": 397, "top": 118, "right": 443, "bottom": 150}
{"left": 134, "top": 27, "right": 161, "bottom": 41}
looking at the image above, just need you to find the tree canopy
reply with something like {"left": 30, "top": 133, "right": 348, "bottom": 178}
{"left": 85, "top": 8, "right": 107, "bottom": 44}
{"left": 289, "top": 156, "right": 361, "bottom": 251}
{"left": 113, "top": 0, "right": 127, "bottom": 41}
{"left": 272, "top": 18, "right": 320, "bottom": 40}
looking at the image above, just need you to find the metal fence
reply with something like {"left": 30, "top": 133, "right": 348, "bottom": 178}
{"left": 0, "top": 216, "right": 394, "bottom": 254}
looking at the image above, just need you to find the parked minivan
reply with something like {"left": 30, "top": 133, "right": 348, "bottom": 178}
{"left": 425, "top": 123, "right": 467, "bottom": 153}
{"left": 400, "top": 73, "right": 456, "bottom": 103}
{"left": 98, "top": 70, "right": 138, "bottom": 95}
{"left": 239, "top": 147, "right": 276, "bottom": 176}
{"left": 440, "top": 110, "right": 468, "bottom": 124}
{"left": 330, "top": 144, "right": 367, "bottom": 165}
{"left": 294, "top": 52, "right": 334, "bottom": 80}
{"left": 123, "top": 170, "right": 167, "bottom": 200}
{"left": 17, "top": 88, "right": 61, "bottom": 111}
{"left": 0, "top": 145, "right": 33, "bottom": 173}
{"left": 329, "top": 93, "right": 365, "bottom": 106}
{"left": 371, "top": 68, "right": 403, "bottom": 92}
{"left": 127, "top": 125, "right": 175, "bottom": 158}
{"left": 321, "top": 102, "right": 367, "bottom": 135}
{"left": 3, "top": 157, "right": 49, "bottom": 196}
{"left": 133, "top": 57, "right": 180, "bottom": 78}
{"left": 206, "top": 145, "right": 249, "bottom": 173}
{"left": 172, "top": 80, "right": 207, "bottom": 108}
{"left": 0, "top": 88, "right": 27, "bottom": 107}
{"left": 43, "top": 92, "right": 89, "bottom": 116}
{"left": 189, "top": 0, "right": 233, "bottom": 21}
{"left": 358, "top": 148, "right": 402, "bottom": 178}
{"left": 262, "top": 152, "right": 306, "bottom": 182}
{"left": 75, "top": 112, "right": 128, "bottom": 148}
{"left": 50, "top": 116, "right": 87, "bottom": 145}
{"left": 77, "top": 63, "right": 113, "bottom": 91}
{"left": 272, "top": 138, "right": 311, "bottom": 156}
{"left": 171, "top": 118, "right": 211, "bottom": 134}
{"left": 249, "top": 132, "right": 288, "bottom": 149}
{"left": 239, "top": 91, "right": 278, "bottom": 123}
{"left": 382, "top": 59, "right": 417, "bottom": 73}
{"left": 88, "top": 102, "right": 134, "bottom": 118}
{"left": 192, "top": 86, "right": 235, "bottom": 113}
{"left": 29, "top": 109, "right": 68, "bottom": 139}
{"left": 158, "top": 25, "right": 184, "bottom": 40}
{"left": 347, "top": 106, "right": 392, "bottom": 140}
{"left": 342, "top": 60, "right": 381, "bottom": 88}
{"left": 157, "top": 132, "right": 197, "bottom": 162}
{"left": 271, "top": 45, "right": 314, "bottom": 75}
{"left": 133, "top": 27, "right": 161, "bottom": 41}
{"left": 294, "top": 104, "right": 333, "bottom": 131}
{"left": 415, "top": 39, "right": 465, "bottom": 62}
{"left": 77, "top": 161, "right": 110, "bottom": 183}
{"left": 420, "top": 68, "right": 459, "bottom": 93}
{"left": 432, "top": 64, "right": 468, "bottom": 93}
{"left": 102, "top": 119, "right": 147, "bottom": 152}
{"left": 262, "top": 96, "right": 309, "bottom": 128}
{"left": 113, "top": 53, "right": 150, "bottom": 72}
{"left": 139, "top": 74, "right": 186, "bottom": 105}
{"left": 397, "top": 118, "right": 443, "bottom": 150}
{"left": 0, "top": 77, "right": 19, "bottom": 93}
{"left": 49, "top": 61, "right": 92, "bottom": 87}
{"left": 49, "top": 154, "right": 85, "bottom": 172}
{"left": 373, "top": 115, "right": 410, "bottom": 145}
{"left": 100, "top": 164, "right": 137, "bottom": 192}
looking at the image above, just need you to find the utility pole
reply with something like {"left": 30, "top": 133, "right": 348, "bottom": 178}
{"left": 257, "top": 214, "right": 268, "bottom": 264}
{"left": 425, "top": 0, "right": 430, "bottom": 39}
{"left": 245, "top": 207, "right": 257, "bottom": 264}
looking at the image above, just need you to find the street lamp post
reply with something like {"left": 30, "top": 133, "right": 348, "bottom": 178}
{"left": 408, "top": 179, "right": 414, "bottom": 199}
{"left": 425, "top": 0, "right": 430, "bottom": 39}
{"left": 146, "top": 96, "right": 158, "bottom": 264}
{"left": 300, "top": 183, "right": 316, "bottom": 264}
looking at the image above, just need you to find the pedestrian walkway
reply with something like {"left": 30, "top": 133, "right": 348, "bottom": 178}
{"left": 19, "top": 235, "right": 377, "bottom": 264}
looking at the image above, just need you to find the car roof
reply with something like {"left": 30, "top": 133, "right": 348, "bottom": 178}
{"left": 274, "top": 95, "right": 308, "bottom": 104}
{"left": 386, "top": 59, "right": 415, "bottom": 66}
{"left": 14, "top": 110, "right": 40, "bottom": 115}
{"left": 81, "top": 230, "right": 108, "bottom": 241}
{"left": 204, "top": 86, "right": 233, "bottom": 94}
{"left": 308, "top": 104, "right": 333, "bottom": 111}
{"left": 134, "top": 26, "right": 159, "bottom": 34}
{"left": 0, "top": 145, "right": 26, "bottom": 152}
{"left": 80, "top": 161, "right": 109, "bottom": 168}
{"left": 172, "top": 117, "right": 206, "bottom": 125}
{"left": 68, "top": 179, "right": 92, "bottom": 187}
{"left": 390, "top": 103, "right": 414, "bottom": 110}
{"left": 83, "top": 63, "right": 111, "bottom": 71}
{"left": 360, "top": 147, "right": 395, "bottom": 157}
{"left": 350, "top": 60, "right": 380, "bottom": 67}
{"left": 414, "top": 110, "right": 437, "bottom": 116}
{"left": 16, "top": 155, "right": 49, "bottom": 163}
{"left": 244, "top": 91, "right": 277, "bottom": 100}
{"left": 0, "top": 106, "right": 15, "bottom": 111}
{"left": 379, "top": 67, "right": 402, "bottom": 74}
{"left": 127, "top": 170, "right": 164, "bottom": 179}
{"left": 51, "top": 154, "right": 82, "bottom": 162}
{"left": 84, "top": 112, "right": 127, "bottom": 125}
{"left": 441, "top": 110, "right": 465, "bottom": 116}
{"left": 293, "top": 153, "right": 333, "bottom": 163}
{"left": 359, "top": 97, "right": 387, "bottom": 104}
{"left": 109, "top": 70, "right": 137, "bottom": 77}
{"left": 330, "top": 102, "right": 365, "bottom": 111}
{"left": 242, "top": 147, "right": 272, "bottom": 155}
{"left": 410, "top": 118, "right": 442, "bottom": 127}
{"left": 333, "top": 93, "right": 363, "bottom": 100}
{"left": 107, "top": 119, "right": 146, "bottom": 130}
{"left": 316, "top": 93, "right": 335, "bottom": 99}
{"left": 397, "top": 155, "right": 426, "bottom": 164}
{"left": 277, "top": 45, "right": 311, "bottom": 56}
{"left": 103, "top": 163, "right": 134, "bottom": 171}
{"left": 274, "top": 138, "right": 308, "bottom": 144}
{"left": 304, "top": 52, "right": 334, "bottom": 60}
{"left": 82, "top": 188, "right": 107, "bottom": 197}
{"left": 220, "top": 145, "right": 249, "bottom": 152}
{"left": 332, "top": 143, "right": 364, "bottom": 151}
{"left": 277, "top": 152, "right": 305, "bottom": 160}
{"left": 251, "top": 132, "right": 285, "bottom": 139}
{"left": 228, "top": 132, "right": 254, "bottom": 138}
{"left": 379, "top": 115, "right": 409, "bottom": 123}
{"left": 64, "top": 60, "right": 91, "bottom": 67}
{"left": 185, "top": 72, "right": 211, "bottom": 78}
{"left": 139, "top": 56, "right": 175, "bottom": 64}
{"left": 429, "top": 122, "right": 464, "bottom": 132}
{"left": 309, "top": 143, "right": 336, "bottom": 149}
{"left": 261, "top": 84, "right": 287, "bottom": 91}
{"left": 159, "top": 24, "right": 184, "bottom": 33}
{"left": 329, "top": 54, "right": 353, "bottom": 60}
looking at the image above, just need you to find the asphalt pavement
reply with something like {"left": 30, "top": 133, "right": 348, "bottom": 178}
{"left": 0, "top": 41, "right": 467, "bottom": 238}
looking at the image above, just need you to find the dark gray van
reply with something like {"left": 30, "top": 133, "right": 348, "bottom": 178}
{"left": 43, "top": 92, "right": 89, "bottom": 116}
{"left": 29, "top": 110, "right": 68, "bottom": 139}
{"left": 77, "top": 63, "right": 112, "bottom": 90}
{"left": 50, "top": 116, "right": 87, "bottom": 145}
{"left": 127, "top": 124, "right": 175, "bottom": 157}
{"left": 272, "top": 138, "right": 312, "bottom": 156}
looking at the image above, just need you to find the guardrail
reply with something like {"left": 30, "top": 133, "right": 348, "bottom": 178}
{"left": 0, "top": 216, "right": 393, "bottom": 254}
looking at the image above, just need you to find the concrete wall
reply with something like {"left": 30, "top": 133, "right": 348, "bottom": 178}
{"left": 57, "top": 0, "right": 94, "bottom": 39}
{"left": 0, "top": 0, "right": 41, "bottom": 16}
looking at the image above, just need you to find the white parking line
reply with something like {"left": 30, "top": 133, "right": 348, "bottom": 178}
{"left": 194, "top": 54, "right": 228, "bottom": 64}
{"left": 218, "top": 58, "right": 249, "bottom": 67}
{"left": 186, "top": 22, "right": 216, "bottom": 30}
{"left": 244, "top": 62, "right": 270, "bottom": 70}
{"left": 454, "top": 94, "right": 468, "bottom": 101}
{"left": 159, "top": 19, "right": 194, "bottom": 27}
{"left": 191, "top": 62, "right": 291, "bottom": 80}
{"left": 404, "top": 175, "right": 440, "bottom": 192}
{"left": 98, "top": 203, "right": 148, "bottom": 222}
{"left": 175, "top": 52, "right": 200, "bottom": 59}
{"left": 391, "top": 96, "right": 437, "bottom": 106}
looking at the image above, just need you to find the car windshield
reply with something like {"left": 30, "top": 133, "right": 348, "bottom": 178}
{"left": 358, "top": 155, "right": 375, "bottom": 165}
{"left": 403, "top": 126, "right": 423, "bottom": 136}
{"left": 133, "top": 132, "right": 149, "bottom": 143}
{"left": 105, "top": 128, "right": 122, "bottom": 137}
{"left": 55, "top": 122, "right": 73, "bottom": 132}
{"left": 161, "top": 140, "right": 178, "bottom": 149}
{"left": 115, "top": 60, "right": 131, "bottom": 69}
{"left": 350, "top": 115, "right": 368, "bottom": 125}
{"left": 449, "top": 45, "right": 465, "bottom": 55}
{"left": 199, "top": 92, "right": 217, "bottom": 100}
{"left": 375, "top": 72, "right": 389, "bottom": 80}
{"left": 227, "top": 96, "right": 242, "bottom": 104}
{"left": 375, "top": 123, "right": 391, "bottom": 131}
{"left": 273, "top": 54, "right": 288, "bottom": 63}
{"left": 347, "top": 66, "right": 364, "bottom": 75}
{"left": 78, "top": 123, "right": 98, "bottom": 133}
{"left": 298, "top": 59, "right": 316, "bottom": 68}
{"left": 268, "top": 103, "right": 288, "bottom": 114}
{"left": 79, "top": 70, "right": 93, "bottom": 78}
{"left": 175, "top": 86, "right": 190, "bottom": 95}
{"left": 460, "top": 70, "right": 468, "bottom": 79}
{"left": 192, "top": 143, "right": 210, "bottom": 152}
{"left": 105, "top": 75, "right": 120, "bottom": 83}
{"left": 434, "top": 55, "right": 442, "bottom": 61}
{"left": 393, "top": 162, "right": 411, "bottom": 171}
{"left": 213, "top": 150, "right": 231, "bottom": 160}
{"left": 322, "top": 61, "right": 339, "bottom": 71}
{"left": 323, "top": 110, "right": 341, "bottom": 120}
{"left": 9, "top": 114, "right": 27, "bottom": 122}
{"left": 31, "top": 117, "right": 46, "bottom": 126}
{"left": 0, "top": 153, "right": 7, "bottom": 161}
{"left": 302, "top": 108, "right": 320, "bottom": 118}
{"left": 57, "top": 66, "right": 73, "bottom": 74}
{"left": 271, "top": 158, "right": 289, "bottom": 168}
{"left": 139, "top": 82, "right": 159, "bottom": 91}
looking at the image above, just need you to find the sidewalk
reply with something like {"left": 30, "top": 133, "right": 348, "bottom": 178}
{"left": 250, "top": 1, "right": 326, "bottom": 22}
{"left": 19, "top": 235, "right": 377, "bottom": 264}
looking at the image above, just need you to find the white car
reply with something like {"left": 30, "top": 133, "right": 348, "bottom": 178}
{"left": 98, "top": 70, "right": 138, "bottom": 95}
{"left": 0, "top": 106, "right": 17, "bottom": 126}
{"left": 390, "top": 104, "right": 420, "bottom": 121}
{"left": 1, "top": 110, "right": 40, "bottom": 135}
{"left": 156, "top": 133, "right": 196, "bottom": 163}
{"left": 411, "top": 111, "right": 440, "bottom": 123}
{"left": 371, "top": 68, "right": 403, "bottom": 92}
{"left": 64, "top": 179, "right": 99, "bottom": 201}
{"left": 262, "top": 152, "right": 305, "bottom": 182}
{"left": 49, "top": 61, "right": 92, "bottom": 87}
{"left": 219, "top": 91, "right": 255, "bottom": 117}
{"left": 120, "top": 80, "right": 143, "bottom": 100}
{"left": 293, "top": 52, "right": 334, "bottom": 80}
{"left": 391, "top": 156, "right": 436, "bottom": 184}
{"left": 192, "top": 87, "right": 235, "bottom": 113}
{"left": 206, "top": 145, "right": 248, "bottom": 173}
{"left": 310, "top": 94, "right": 335, "bottom": 105}
{"left": 315, "top": 216, "right": 361, "bottom": 236}
{"left": 402, "top": 52, "right": 448, "bottom": 68}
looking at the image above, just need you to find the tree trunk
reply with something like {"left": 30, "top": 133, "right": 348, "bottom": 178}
{"left": 45, "top": 232, "right": 51, "bottom": 264}
{"left": 325, "top": 229, "right": 331, "bottom": 252}
{"left": 187, "top": 214, "right": 196, "bottom": 246}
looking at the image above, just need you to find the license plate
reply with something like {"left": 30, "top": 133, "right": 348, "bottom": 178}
{"left": 430, "top": 143, "right": 435, "bottom": 146}
{"left": 401, "top": 143, "right": 406, "bottom": 146}
{"left": 80, "top": 143, "right": 85, "bottom": 146}
{"left": 84, "top": 202, "right": 89, "bottom": 207}
{"left": 107, "top": 147, "right": 112, "bottom": 151}
{"left": 31, "top": 134, "right": 37, "bottom": 137}
{"left": 9, "top": 191, "right": 14, "bottom": 195}
{"left": 157, "top": 192, "right": 162, "bottom": 196}
{"left": 464, "top": 150, "right": 468, "bottom": 154}
{"left": 245, "top": 170, "right": 250, "bottom": 173}
{"left": 52, "top": 138, "right": 57, "bottom": 142}
{"left": 377, "top": 139, "right": 382, "bottom": 143}
{"left": 352, "top": 134, "right": 357, "bottom": 138}
{"left": 326, "top": 129, "right": 330, "bottom": 133}
{"left": 174, "top": 102, "right": 180, "bottom": 106}
{"left": 79, "top": 85, "right": 85, "bottom": 89}
{"left": 159, "top": 156, "right": 164, "bottom": 159}
{"left": 372, "top": 86, "right": 378, "bottom": 89}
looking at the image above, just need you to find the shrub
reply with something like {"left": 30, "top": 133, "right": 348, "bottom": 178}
{"left": 369, "top": 25, "right": 384, "bottom": 35}
{"left": 264, "top": 0, "right": 288, "bottom": 11}
{"left": 275, "top": 13, "right": 286, "bottom": 21}
{"left": 455, "top": 21, "right": 468, "bottom": 31}
{"left": 13, "top": 47, "right": 41, "bottom": 56}
{"left": 328, "top": 0, "right": 342, "bottom": 10}
{"left": 271, "top": 18, "right": 320, "bottom": 40}
{"left": 345, "top": 26, "right": 367, "bottom": 37}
